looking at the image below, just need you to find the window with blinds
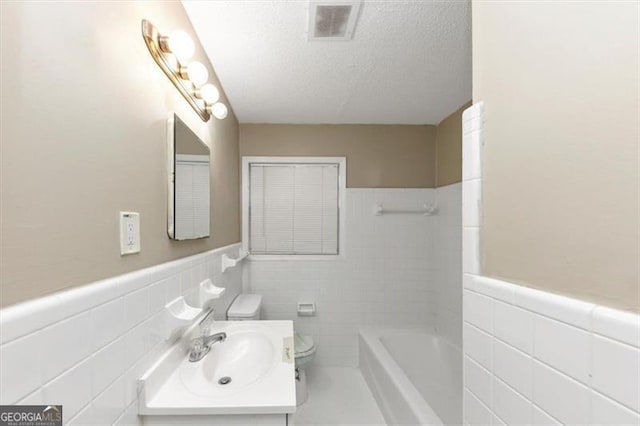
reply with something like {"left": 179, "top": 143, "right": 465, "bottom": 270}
{"left": 249, "top": 163, "right": 340, "bottom": 255}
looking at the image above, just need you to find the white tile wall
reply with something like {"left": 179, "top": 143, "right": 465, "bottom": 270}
{"left": 492, "top": 376, "right": 533, "bottom": 426}
{"left": 464, "top": 356, "right": 492, "bottom": 407}
{"left": 464, "top": 389, "right": 493, "bottom": 426}
{"left": 434, "top": 183, "right": 463, "bottom": 348}
{"left": 592, "top": 334, "right": 640, "bottom": 412}
{"left": 0, "top": 243, "right": 243, "bottom": 425}
{"left": 492, "top": 339, "right": 532, "bottom": 399}
{"left": 462, "top": 102, "right": 640, "bottom": 425}
{"left": 245, "top": 188, "right": 437, "bottom": 367}
{"left": 464, "top": 276, "right": 640, "bottom": 426}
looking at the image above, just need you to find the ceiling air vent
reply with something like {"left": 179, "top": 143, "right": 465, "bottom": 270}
{"left": 308, "top": 1, "right": 362, "bottom": 41}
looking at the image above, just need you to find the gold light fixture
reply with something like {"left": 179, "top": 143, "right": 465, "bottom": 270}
{"left": 141, "top": 20, "right": 227, "bottom": 122}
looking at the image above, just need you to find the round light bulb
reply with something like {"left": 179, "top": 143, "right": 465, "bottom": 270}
{"left": 199, "top": 84, "right": 220, "bottom": 104}
{"left": 186, "top": 61, "right": 208, "bottom": 87}
{"left": 167, "top": 31, "right": 194, "bottom": 63}
{"left": 210, "top": 102, "right": 228, "bottom": 120}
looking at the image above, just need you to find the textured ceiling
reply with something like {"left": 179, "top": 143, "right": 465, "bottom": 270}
{"left": 182, "top": 1, "right": 471, "bottom": 125}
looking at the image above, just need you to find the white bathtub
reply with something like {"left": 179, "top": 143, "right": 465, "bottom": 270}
{"left": 359, "top": 329, "right": 462, "bottom": 425}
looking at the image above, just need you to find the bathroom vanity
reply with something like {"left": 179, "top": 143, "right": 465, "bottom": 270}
{"left": 138, "top": 320, "right": 296, "bottom": 425}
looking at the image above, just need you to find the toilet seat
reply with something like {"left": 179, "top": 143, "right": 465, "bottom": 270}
{"left": 294, "top": 333, "right": 316, "bottom": 359}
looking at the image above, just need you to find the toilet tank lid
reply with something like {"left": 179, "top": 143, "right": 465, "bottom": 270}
{"left": 228, "top": 294, "right": 262, "bottom": 318}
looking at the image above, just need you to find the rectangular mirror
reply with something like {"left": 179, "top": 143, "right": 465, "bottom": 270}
{"left": 167, "top": 114, "right": 210, "bottom": 240}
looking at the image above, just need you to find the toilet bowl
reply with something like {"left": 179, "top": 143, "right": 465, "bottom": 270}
{"left": 294, "top": 332, "right": 316, "bottom": 405}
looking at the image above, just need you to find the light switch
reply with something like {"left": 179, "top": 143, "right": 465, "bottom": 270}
{"left": 120, "top": 212, "right": 140, "bottom": 255}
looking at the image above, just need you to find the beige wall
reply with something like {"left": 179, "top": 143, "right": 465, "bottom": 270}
{"left": 175, "top": 117, "right": 211, "bottom": 155}
{"left": 435, "top": 102, "right": 471, "bottom": 187}
{"left": 240, "top": 124, "right": 437, "bottom": 188}
{"left": 0, "top": 1, "right": 240, "bottom": 307}
{"left": 473, "top": 1, "right": 639, "bottom": 311}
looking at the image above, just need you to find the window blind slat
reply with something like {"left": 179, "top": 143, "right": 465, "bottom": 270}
{"left": 175, "top": 161, "right": 210, "bottom": 239}
{"left": 175, "top": 163, "right": 194, "bottom": 238}
{"left": 264, "top": 165, "right": 295, "bottom": 252}
{"left": 249, "top": 165, "right": 266, "bottom": 252}
{"left": 293, "top": 165, "right": 323, "bottom": 253}
{"left": 321, "top": 165, "right": 339, "bottom": 254}
{"left": 192, "top": 163, "right": 210, "bottom": 238}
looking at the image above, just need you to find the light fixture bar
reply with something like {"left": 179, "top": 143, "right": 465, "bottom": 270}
{"left": 141, "top": 19, "right": 210, "bottom": 122}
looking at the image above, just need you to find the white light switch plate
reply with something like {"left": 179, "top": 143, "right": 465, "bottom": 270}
{"left": 120, "top": 211, "right": 140, "bottom": 255}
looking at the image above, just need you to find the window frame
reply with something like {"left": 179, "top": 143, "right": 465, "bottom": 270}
{"left": 242, "top": 156, "right": 347, "bottom": 260}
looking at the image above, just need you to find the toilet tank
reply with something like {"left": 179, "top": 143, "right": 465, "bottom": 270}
{"left": 227, "top": 294, "right": 262, "bottom": 320}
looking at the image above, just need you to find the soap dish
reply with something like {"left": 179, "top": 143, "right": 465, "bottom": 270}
{"left": 164, "top": 296, "right": 201, "bottom": 339}
{"left": 199, "top": 279, "right": 226, "bottom": 308}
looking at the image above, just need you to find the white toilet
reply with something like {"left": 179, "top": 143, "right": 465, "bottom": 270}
{"left": 293, "top": 332, "right": 316, "bottom": 405}
{"left": 226, "top": 294, "right": 317, "bottom": 406}
{"left": 226, "top": 294, "right": 263, "bottom": 320}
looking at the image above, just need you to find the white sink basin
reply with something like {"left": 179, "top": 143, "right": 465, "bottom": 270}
{"left": 179, "top": 326, "right": 278, "bottom": 397}
{"left": 138, "top": 320, "right": 295, "bottom": 416}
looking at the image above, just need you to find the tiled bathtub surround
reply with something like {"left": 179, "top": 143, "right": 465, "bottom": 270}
{"left": 0, "top": 243, "right": 243, "bottom": 425}
{"left": 245, "top": 188, "right": 438, "bottom": 367}
{"left": 434, "top": 183, "right": 462, "bottom": 348}
{"left": 461, "top": 102, "right": 640, "bottom": 425}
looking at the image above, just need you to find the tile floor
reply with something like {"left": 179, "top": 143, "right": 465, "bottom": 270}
{"left": 290, "top": 367, "right": 387, "bottom": 426}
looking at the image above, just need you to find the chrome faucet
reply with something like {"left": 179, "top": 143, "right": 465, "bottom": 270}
{"left": 189, "top": 332, "right": 227, "bottom": 362}
{"left": 188, "top": 309, "right": 227, "bottom": 362}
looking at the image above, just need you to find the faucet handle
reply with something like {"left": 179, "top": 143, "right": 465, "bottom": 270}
{"left": 191, "top": 337, "right": 203, "bottom": 353}
{"left": 189, "top": 337, "right": 211, "bottom": 362}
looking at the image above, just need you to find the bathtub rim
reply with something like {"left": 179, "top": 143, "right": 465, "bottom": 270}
{"left": 359, "top": 327, "right": 445, "bottom": 426}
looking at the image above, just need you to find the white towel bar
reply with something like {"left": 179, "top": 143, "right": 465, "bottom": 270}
{"left": 373, "top": 203, "right": 437, "bottom": 216}
{"left": 221, "top": 250, "right": 249, "bottom": 273}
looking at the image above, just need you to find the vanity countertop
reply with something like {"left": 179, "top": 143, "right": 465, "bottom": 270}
{"left": 138, "top": 320, "right": 296, "bottom": 416}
